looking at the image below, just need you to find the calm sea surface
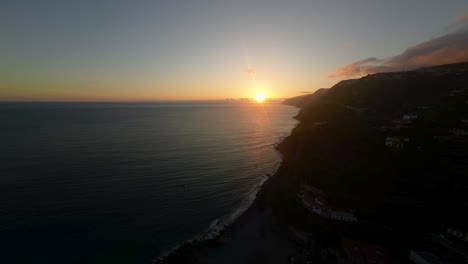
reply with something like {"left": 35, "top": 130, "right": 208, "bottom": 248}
{"left": 0, "top": 101, "right": 298, "bottom": 263}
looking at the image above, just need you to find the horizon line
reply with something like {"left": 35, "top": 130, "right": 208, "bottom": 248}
{"left": 0, "top": 98, "right": 289, "bottom": 103}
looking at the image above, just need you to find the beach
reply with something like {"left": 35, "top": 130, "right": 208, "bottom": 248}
{"left": 4, "top": 2, "right": 468, "bottom": 263}
{"left": 157, "top": 170, "right": 305, "bottom": 264}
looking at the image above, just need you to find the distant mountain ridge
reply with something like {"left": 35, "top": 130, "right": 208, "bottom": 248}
{"left": 275, "top": 61, "right": 468, "bottom": 235}
{"left": 282, "top": 88, "right": 329, "bottom": 108}
{"left": 284, "top": 62, "right": 468, "bottom": 111}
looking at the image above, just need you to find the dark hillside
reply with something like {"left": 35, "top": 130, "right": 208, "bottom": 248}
{"left": 278, "top": 62, "right": 468, "bottom": 233}
{"left": 282, "top": 88, "right": 328, "bottom": 108}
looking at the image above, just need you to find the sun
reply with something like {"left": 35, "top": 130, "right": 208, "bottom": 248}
{"left": 254, "top": 91, "right": 266, "bottom": 102}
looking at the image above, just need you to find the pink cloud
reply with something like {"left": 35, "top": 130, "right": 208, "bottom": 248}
{"left": 328, "top": 57, "right": 380, "bottom": 78}
{"left": 447, "top": 13, "right": 468, "bottom": 30}
{"left": 329, "top": 17, "right": 468, "bottom": 79}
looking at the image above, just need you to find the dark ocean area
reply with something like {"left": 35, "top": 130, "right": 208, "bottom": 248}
{"left": 0, "top": 101, "right": 298, "bottom": 263}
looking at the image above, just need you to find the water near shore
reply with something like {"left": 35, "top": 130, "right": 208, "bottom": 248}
{"left": 0, "top": 101, "right": 298, "bottom": 264}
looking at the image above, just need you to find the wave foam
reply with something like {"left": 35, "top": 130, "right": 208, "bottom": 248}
{"left": 154, "top": 170, "right": 274, "bottom": 263}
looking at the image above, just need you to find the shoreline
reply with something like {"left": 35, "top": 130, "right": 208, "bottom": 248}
{"left": 155, "top": 108, "right": 299, "bottom": 263}
{"left": 155, "top": 62, "right": 468, "bottom": 263}
{"left": 154, "top": 170, "right": 273, "bottom": 263}
{"left": 153, "top": 173, "right": 269, "bottom": 262}
{"left": 155, "top": 158, "right": 295, "bottom": 263}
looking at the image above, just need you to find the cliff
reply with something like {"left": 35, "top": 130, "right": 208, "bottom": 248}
{"left": 282, "top": 88, "right": 329, "bottom": 108}
{"left": 277, "top": 62, "right": 468, "bottom": 232}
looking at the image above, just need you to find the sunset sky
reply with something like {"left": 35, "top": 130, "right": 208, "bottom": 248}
{"left": 2, "top": 0, "right": 468, "bottom": 101}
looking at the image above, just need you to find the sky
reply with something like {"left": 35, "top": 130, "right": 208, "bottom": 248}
{"left": 1, "top": 0, "right": 468, "bottom": 101}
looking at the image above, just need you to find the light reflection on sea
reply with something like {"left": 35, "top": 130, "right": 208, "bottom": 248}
{"left": 0, "top": 101, "right": 298, "bottom": 263}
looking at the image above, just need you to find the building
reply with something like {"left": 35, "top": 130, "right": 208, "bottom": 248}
{"left": 447, "top": 226, "right": 468, "bottom": 242}
{"left": 299, "top": 190, "right": 328, "bottom": 216}
{"left": 299, "top": 185, "right": 357, "bottom": 222}
{"left": 385, "top": 136, "right": 409, "bottom": 149}
{"left": 449, "top": 128, "right": 468, "bottom": 137}
{"left": 447, "top": 227, "right": 464, "bottom": 238}
{"left": 330, "top": 210, "right": 357, "bottom": 222}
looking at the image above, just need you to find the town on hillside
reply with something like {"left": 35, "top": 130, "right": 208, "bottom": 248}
{"left": 274, "top": 63, "right": 468, "bottom": 264}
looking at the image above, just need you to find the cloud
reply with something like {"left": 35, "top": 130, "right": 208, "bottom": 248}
{"left": 328, "top": 57, "right": 380, "bottom": 78}
{"left": 447, "top": 13, "right": 468, "bottom": 30}
{"left": 329, "top": 15, "right": 468, "bottom": 79}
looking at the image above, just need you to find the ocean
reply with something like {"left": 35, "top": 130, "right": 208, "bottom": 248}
{"left": 0, "top": 101, "right": 298, "bottom": 263}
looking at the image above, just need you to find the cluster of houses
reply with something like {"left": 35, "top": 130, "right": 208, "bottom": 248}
{"left": 384, "top": 113, "right": 468, "bottom": 149}
{"left": 294, "top": 184, "right": 468, "bottom": 263}
{"left": 298, "top": 184, "right": 357, "bottom": 223}
{"left": 433, "top": 126, "right": 468, "bottom": 142}
{"left": 385, "top": 136, "right": 409, "bottom": 150}
{"left": 449, "top": 128, "right": 468, "bottom": 137}
{"left": 421, "top": 226, "right": 468, "bottom": 264}
{"left": 449, "top": 88, "right": 467, "bottom": 97}
{"left": 447, "top": 226, "right": 468, "bottom": 242}
{"left": 379, "top": 111, "right": 441, "bottom": 132}
{"left": 383, "top": 114, "right": 415, "bottom": 149}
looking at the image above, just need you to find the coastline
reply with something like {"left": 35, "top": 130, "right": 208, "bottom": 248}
{"left": 155, "top": 63, "right": 468, "bottom": 264}
{"left": 155, "top": 139, "right": 298, "bottom": 263}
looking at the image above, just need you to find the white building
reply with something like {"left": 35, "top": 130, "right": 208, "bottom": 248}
{"left": 330, "top": 210, "right": 357, "bottom": 222}
{"left": 299, "top": 192, "right": 327, "bottom": 216}
{"left": 299, "top": 186, "right": 357, "bottom": 223}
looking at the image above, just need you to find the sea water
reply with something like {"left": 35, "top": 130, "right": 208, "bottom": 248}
{"left": 0, "top": 101, "right": 297, "bottom": 263}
